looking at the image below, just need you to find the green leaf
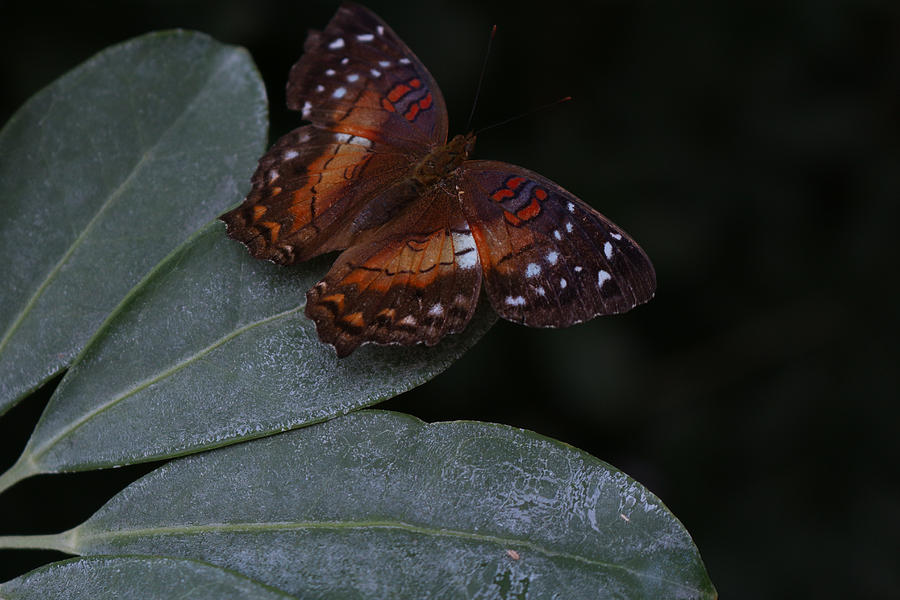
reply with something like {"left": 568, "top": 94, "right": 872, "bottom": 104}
{"left": 0, "top": 556, "right": 297, "bottom": 599}
{"left": 5, "top": 411, "right": 716, "bottom": 599}
{"left": 0, "top": 30, "right": 267, "bottom": 415}
{"left": 2, "top": 223, "right": 494, "bottom": 486}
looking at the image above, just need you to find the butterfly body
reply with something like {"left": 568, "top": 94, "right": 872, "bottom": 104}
{"left": 222, "top": 3, "right": 656, "bottom": 357}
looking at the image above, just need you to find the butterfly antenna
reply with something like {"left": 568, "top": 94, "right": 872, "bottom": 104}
{"left": 474, "top": 96, "right": 572, "bottom": 136}
{"left": 465, "top": 24, "right": 497, "bottom": 133}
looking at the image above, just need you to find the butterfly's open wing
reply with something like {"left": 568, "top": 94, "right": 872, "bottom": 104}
{"left": 305, "top": 189, "right": 482, "bottom": 357}
{"left": 221, "top": 126, "right": 415, "bottom": 264}
{"left": 222, "top": 3, "right": 450, "bottom": 264}
{"left": 288, "top": 2, "right": 449, "bottom": 148}
{"left": 458, "top": 161, "right": 656, "bottom": 327}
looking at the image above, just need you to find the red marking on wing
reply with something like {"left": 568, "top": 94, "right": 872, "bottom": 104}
{"left": 387, "top": 84, "right": 411, "bottom": 103}
{"left": 381, "top": 98, "right": 396, "bottom": 112}
{"left": 504, "top": 210, "right": 522, "bottom": 226}
{"left": 419, "top": 93, "right": 433, "bottom": 109}
{"left": 409, "top": 78, "right": 422, "bottom": 88}
{"left": 516, "top": 198, "right": 542, "bottom": 221}
{"left": 404, "top": 103, "right": 421, "bottom": 122}
{"left": 534, "top": 188, "right": 548, "bottom": 200}
{"left": 507, "top": 177, "right": 525, "bottom": 190}
{"left": 492, "top": 189, "right": 515, "bottom": 202}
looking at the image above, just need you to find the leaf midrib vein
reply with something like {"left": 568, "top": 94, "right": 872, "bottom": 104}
{"left": 28, "top": 305, "right": 304, "bottom": 462}
{"left": 82, "top": 519, "right": 705, "bottom": 594}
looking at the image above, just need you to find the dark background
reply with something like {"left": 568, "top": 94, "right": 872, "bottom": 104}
{"left": 2, "top": 0, "right": 898, "bottom": 597}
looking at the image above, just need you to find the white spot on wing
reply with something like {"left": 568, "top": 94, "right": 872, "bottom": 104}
{"left": 399, "top": 315, "right": 416, "bottom": 326}
{"left": 560, "top": 278, "right": 567, "bottom": 288}
{"left": 333, "top": 87, "right": 347, "bottom": 98}
{"left": 505, "top": 296, "right": 526, "bottom": 306}
{"left": 452, "top": 230, "right": 478, "bottom": 269}
{"left": 329, "top": 38, "right": 345, "bottom": 49}
{"left": 357, "top": 33, "right": 374, "bottom": 42}
{"left": 598, "top": 270, "right": 612, "bottom": 287}
{"left": 611, "top": 232, "right": 623, "bottom": 240}
{"left": 536, "top": 287, "right": 546, "bottom": 296}
{"left": 567, "top": 202, "right": 575, "bottom": 212}
{"left": 268, "top": 170, "right": 279, "bottom": 182}
{"left": 575, "top": 265, "right": 583, "bottom": 272}
{"left": 604, "top": 241, "right": 613, "bottom": 259}
{"left": 348, "top": 136, "right": 373, "bottom": 148}
{"left": 553, "top": 230, "right": 562, "bottom": 240}
{"left": 284, "top": 150, "right": 299, "bottom": 160}
{"left": 335, "top": 133, "right": 351, "bottom": 143}
{"left": 566, "top": 222, "right": 574, "bottom": 233}
{"left": 546, "top": 251, "right": 559, "bottom": 265}
{"left": 379, "top": 60, "right": 391, "bottom": 67}
{"left": 341, "top": 57, "right": 349, "bottom": 65}
{"left": 526, "top": 263, "right": 541, "bottom": 277}
{"left": 325, "top": 68, "right": 336, "bottom": 76}
{"left": 428, "top": 304, "right": 444, "bottom": 316}
{"left": 377, "top": 25, "right": 385, "bottom": 35}
{"left": 370, "top": 68, "right": 381, "bottom": 77}
{"left": 301, "top": 102, "right": 312, "bottom": 117}
{"left": 347, "top": 73, "right": 359, "bottom": 82}
{"left": 399, "top": 57, "right": 411, "bottom": 64}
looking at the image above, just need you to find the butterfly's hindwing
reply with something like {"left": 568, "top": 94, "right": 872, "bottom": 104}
{"left": 458, "top": 161, "right": 656, "bottom": 327}
{"left": 305, "top": 191, "right": 482, "bottom": 357}
{"left": 287, "top": 3, "right": 448, "bottom": 148}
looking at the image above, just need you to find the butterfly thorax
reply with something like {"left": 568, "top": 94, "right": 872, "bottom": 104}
{"left": 412, "top": 132, "right": 476, "bottom": 188}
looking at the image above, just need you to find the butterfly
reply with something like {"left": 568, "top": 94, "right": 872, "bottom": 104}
{"left": 222, "top": 2, "right": 656, "bottom": 357}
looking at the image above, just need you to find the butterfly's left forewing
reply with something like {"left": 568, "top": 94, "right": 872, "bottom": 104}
{"left": 458, "top": 161, "right": 656, "bottom": 327}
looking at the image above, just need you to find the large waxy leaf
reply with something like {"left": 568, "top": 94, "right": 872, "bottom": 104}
{"left": 0, "top": 223, "right": 494, "bottom": 488}
{"left": 0, "top": 30, "right": 267, "bottom": 415}
{"left": 0, "top": 556, "right": 296, "bottom": 599}
{"left": 1, "top": 411, "right": 716, "bottom": 599}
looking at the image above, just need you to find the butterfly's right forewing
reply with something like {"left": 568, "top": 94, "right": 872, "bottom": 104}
{"left": 458, "top": 161, "right": 656, "bottom": 327}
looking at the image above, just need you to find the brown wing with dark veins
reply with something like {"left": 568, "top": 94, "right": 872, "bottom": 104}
{"left": 221, "top": 126, "right": 411, "bottom": 264}
{"left": 305, "top": 186, "right": 482, "bottom": 357}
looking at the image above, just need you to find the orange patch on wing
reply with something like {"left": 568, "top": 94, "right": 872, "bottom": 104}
{"left": 503, "top": 210, "right": 522, "bottom": 226}
{"left": 320, "top": 293, "right": 346, "bottom": 312}
{"left": 534, "top": 188, "right": 548, "bottom": 200}
{"left": 252, "top": 205, "right": 267, "bottom": 220}
{"left": 381, "top": 98, "right": 395, "bottom": 112}
{"left": 260, "top": 221, "right": 281, "bottom": 241}
{"left": 419, "top": 93, "right": 433, "bottom": 109}
{"left": 409, "top": 78, "right": 422, "bottom": 88}
{"left": 516, "top": 198, "right": 541, "bottom": 221}
{"left": 342, "top": 311, "right": 365, "bottom": 329}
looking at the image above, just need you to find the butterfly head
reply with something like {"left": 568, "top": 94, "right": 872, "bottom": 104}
{"left": 413, "top": 132, "right": 477, "bottom": 187}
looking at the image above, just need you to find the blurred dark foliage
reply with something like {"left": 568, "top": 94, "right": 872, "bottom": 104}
{"left": 1, "top": 0, "right": 898, "bottom": 597}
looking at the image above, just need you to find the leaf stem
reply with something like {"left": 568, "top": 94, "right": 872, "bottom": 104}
{"left": 0, "top": 453, "right": 39, "bottom": 496}
{"left": 0, "top": 530, "right": 78, "bottom": 554}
